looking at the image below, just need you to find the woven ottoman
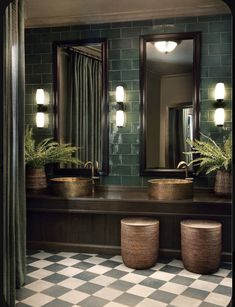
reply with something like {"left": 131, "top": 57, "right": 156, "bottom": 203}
{"left": 121, "top": 217, "right": 159, "bottom": 269}
{"left": 181, "top": 220, "right": 222, "bottom": 274}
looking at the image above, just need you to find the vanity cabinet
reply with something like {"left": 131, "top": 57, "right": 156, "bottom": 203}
{"left": 26, "top": 187, "right": 231, "bottom": 261}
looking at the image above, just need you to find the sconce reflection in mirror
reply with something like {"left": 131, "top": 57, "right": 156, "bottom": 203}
{"left": 115, "top": 85, "right": 125, "bottom": 128}
{"left": 36, "top": 89, "right": 47, "bottom": 128}
{"left": 154, "top": 40, "right": 179, "bottom": 53}
{"left": 214, "top": 83, "right": 225, "bottom": 127}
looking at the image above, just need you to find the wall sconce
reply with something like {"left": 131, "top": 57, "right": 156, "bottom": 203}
{"left": 154, "top": 41, "right": 178, "bottom": 53}
{"left": 115, "top": 85, "right": 125, "bottom": 128}
{"left": 36, "top": 89, "right": 47, "bottom": 128}
{"left": 214, "top": 83, "right": 225, "bottom": 127}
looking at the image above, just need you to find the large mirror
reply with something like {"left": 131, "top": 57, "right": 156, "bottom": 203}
{"left": 53, "top": 38, "right": 109, "bottom": 176}
{"left": 140, "top": 32, "right": 201, "bottom": 176}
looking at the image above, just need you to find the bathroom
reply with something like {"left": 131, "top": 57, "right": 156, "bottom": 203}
{"left": 0, "top": 0, "right": 233, "bottom": 306}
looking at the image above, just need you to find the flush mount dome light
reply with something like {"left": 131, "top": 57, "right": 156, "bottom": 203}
{"left": 154, "top": 41, "right": 178, "bottom": 53}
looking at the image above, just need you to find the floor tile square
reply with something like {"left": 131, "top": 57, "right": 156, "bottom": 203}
{"left": 149, "top": 289, "right": 177, "bottom": 304}
{"left": 87, "top": 264, "right": 112, "bottom": 274}
{"left": 59, "top": 290, "right": 89, "bottom": 304}
{"left": 199, "top": 274, "right": 223, "bottom": 284}
{"left": 71, "top": 254, "right": 92, "bottom": 261}
{"left": 43, "top": 299, "right": 72, "bottom": 307}
{"left": 159, "top": 281, "right": 187, "bottom": 295}
{"left": 25, "top": 280, "right": 54, "bottom": 292}
{"left": 44, "top": 255, "right": 65, "bottom": 263}
{"left": 79, "top": 295, "right": 109, "bottom": 307}
{"left": 16, "top": 288, "right": 36, "bottom": 301}
{"left": 114, "top": 293, "right": 143, "bottom": 306}
{"left": 109, "top": 280, "right": 135, "bottom": 291}
{"left": 109, "top": 255, "right": 123, "bottom": 263}
{"left": 178, "top": 269, "right": 201, "bottom": 279}
{"left": 214, "top": 268, "right": 231, "bottom": 277}
{"left": 181, "top": 287, "right": 209, "bottom": 300}
{"left": 32, "top": 252, "right": 53, "bottom": 260}
{"left": 85, "top": 256, "right": 107, "bottom": 265}
{"left": 160, "top": 265, "right": 183, "bottom": 274}
{"left": 43, "top": 263, "right": 67, "bottom": 272}
{"left": 95, "top": 287, "right": 123, "bottom": 300}
{"left": 26, "top": 257, "right": 39, "bottom": 265}
{"left": 149, "top": 270, "right": 175, "bottom": 281}
{"left": 204, "top": 292, "right": 231, "bottom": 306}
{"left": 170, "top": 294, "right": 201, "bottom": 307}
{"left": 219, "top": 277, "right": 232, "bottom": 287}
{"left": 28, "top": 269, "right": 53, "bottom": 279}
{"left": 190, "top": 279, "right": 217, "bottom": 292}
{"left": 104, "top": 268, "right": 127, "bottom": 279}
{"left": 140, "top": 277, "right": 165, "bottom": 289}
{"left": 57, "top": 258, "right": 80, "bottom": 266}
{"left": 42, "top": 285, "right": 70, "bottom": 297}
{"left": 115, "top": 263, "right": 135, "bottom": 272}
{"left": 133, "top": 269, "right": 155, "bottom": 277}
{"left": 58, "top": 277, "right": 86, "bottom": 289}
{"left": 21, "top": 293, "right": 54, "bottom": 307}
{"left": 42, "top": 273, "right": 68, "bottom": 284}
{"left": 73, "top": 261, "right": 94, "bottom": 270}
{"left": 30, "top": 260, "right": 53, "bottom": 269}
{"left": 213, "top": 284, "right": 232, "bottom": 296}
{"left": 136, "top": 298, "right": 167, "bottom": 307}
{"left": 74, "top": 271, "right": 98, "bottom": 281}
{"left": 57, "top": 252, "right": 78, "bottom": 258}
{"left": 168, "top": 259, "right": 184, "bottom": 268}
{"left": 127, "top": 284, "right": 156, "bottom": 297}
{"left": 91, "top": 275, "right": 116, "bottom": 286}
{"left": 120, "top": 272, "right": 147, "bottom": 284}
{"left": 151, "top": 263, "right": 167, "bottom": 271}
{"left": 59, "top": 267, "right": 82, "bottom": 277}
{"left": 104, "top": 302, "right": 126, "bottom": 307}
{"left": 99, "top": 260, "right": 121, "bottom": 268}
{"left": 169, "top": 275, "right": 195, "bottom": 286}
{"left": 76, "top": 282, "right": 103, "bottom": 294}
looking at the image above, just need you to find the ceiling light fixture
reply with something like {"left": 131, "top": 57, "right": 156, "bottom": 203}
{"left": 154, "top": 41, "right": 178, "bottom": 53}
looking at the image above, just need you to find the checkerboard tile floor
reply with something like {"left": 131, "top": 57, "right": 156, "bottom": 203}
{"left": 16, "top": 251, "right": 232, "bottom": 307}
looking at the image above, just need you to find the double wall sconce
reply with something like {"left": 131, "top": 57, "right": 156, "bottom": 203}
{"left": 115, "top": 85, "right": 125, "bottom": 128}
{"left": 36, "top": 89, "right": 47, "bottom": 128}
{"left": 214, "top": 83, "right": 225, "bottom": 127}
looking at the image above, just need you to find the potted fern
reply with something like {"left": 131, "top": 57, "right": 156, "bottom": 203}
{"left": 184, "top": 133, "right": 232, "bottom": 197}
{"left": 25, "top": 127, "right": 82, "bottom": 189}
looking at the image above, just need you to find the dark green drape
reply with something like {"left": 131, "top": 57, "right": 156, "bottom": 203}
{"left": 65, "top": 52, "right": 102, "bottom": 166}
{"left": 2, "top": 0, "right": 26, "bottom": 306}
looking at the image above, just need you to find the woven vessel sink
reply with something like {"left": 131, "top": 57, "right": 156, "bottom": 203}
{"left": 50, "top": 177, "right": 92, "bottom": 198}
{"left": 148, "top": 179, "right": 193, "bottom": 200}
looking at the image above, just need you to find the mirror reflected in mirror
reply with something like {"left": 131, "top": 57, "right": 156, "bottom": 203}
{"left": 140, "top": 32, "right": 201, "bottom": 176}
{"left": 53, "top": 39, "right": 109, "bottom": 176}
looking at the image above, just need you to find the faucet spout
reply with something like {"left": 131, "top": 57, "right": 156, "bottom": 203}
{"left": 177, "top": 161, "right": 189, "bottom": 179}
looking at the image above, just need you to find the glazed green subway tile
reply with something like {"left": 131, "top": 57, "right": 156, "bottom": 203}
{"left": 186, "top": 22, "right": 209, "bottom": 33}
{"left": 122, "top": 155, "right": 139, "bottom": 165}
{"left": 51, "top": 26, "right": 71, "bottom": 32}
{"left": 122, "top": 70, "right": 139, "bottom": 81}
{"left": 111, "top": 165, "right": 132, "bottom": 176}
{"left": 126, "top": 112, "right": 139, "bottom": 122}
{"left": 122, "top": 134, "right": 139, "bottom": 144}
{"left": 109, "top": 50, "right": 121, "bottom": 60}
{"left": 111, "top": 60, "right": 132, "bottom": 70}
{"left": 31, "top": 27, "right": 51, "bottom": 34}
{"left": 25, "top": 115, "right": 36, "bottom": 125}
{"left": 201, "top": 55, "right": 221, "bottom": 66}
{"left": 201, "top": 44, "right": 209, "bottom": 56}
{"left": 110, "top": 155, "right": 122, "bottom": 165}
{"left": 221, "top": 32, "right": 232, "bottom": 44}
{"left": 121, "top": 49, "right": 139, "bottom": 60}
{"left": 32, "top": 43, "right": 52, "bottom": 54}
{"left": 109, "top": 71, "right": 121, "bottom": 81}
{"left": 201, "top": 67, "right": 209, "bottom": 78}
{"left": 200, "top": 89, "right": 209, "bottom": 100}
{"left": 91, "top": 23, "right": 111, "bottom": 30}
{"left": 101, "top": 29, "right": 121, "bottom": 39}
{"left": 132, "top": 123, "right": 140, "bottom": 133}
{"left": 131, "top": 144, "right": 139, "bottom": 155}
{"left": 131, "top": 102, "right": 140, "bottom": 113}
{"left": 117, "top": 144, "right": 132, "bottom": 155}
{"left": 132, "top": 19, "right": 153, "bottom": 27}
{"left": 121, "top": 27, "right": 141, "bottom": 38}
{"left": 26, "top": 65, "right": 33, "bottom": 74}
{"left": 41, "top": 32, "right": 61, "bottom": 43}
{"left": 70, "top": 24, "right": 90, "bottom": 31}
{"left": 198, "top": 15, "right": 221, "bottom": 22}
{"left": 25, "top": 45, "right": 33, "bottom": 55}
{"left": 25, "top": 85, "right": 34, "bottom": 95}
{"left": 132, "top": 81, "right": 140, "bottom": 90}
{"left": 221, "top": 14, "right": 232, "bottom": 20}
{"left": 132, "top": 38, "right": 139, "bottom": 49}
{"left": 209, "top": 43, "right": 231, "bottom": 55}
{"left": 111, "top": 21, "right": 133, "bottom": 28}
{"left": 33, "top": 64, "right": 52, "bottom": 74}
{"left": 175, "top": 16, "right": 198, "bottom": 23}
{"left": 60, "top": 31, "right": 81, "bottom": 41}
{"left": 25, "top": 74, "right": 42, "bottom": 85}
{"left": 131, "top": 166, "right": 140, "bottom": 176}
{"left": 41, "top": 54, "right": 52, "bottom": 64}
{"left": 209, "top": 66, "right": 231, "bottom": 78}
{"left": 25, "top": 34, "right": 42, "bottom": 44}
{"left": 26, "top": 55, "right": 41, "bottom": 65}
{"left": 202, "top": 33, "right": 220, "bottom": 44}
{"left": 121, "top": 176, "right": 143, "bottom": 186}
{"left": 101, "top": 176, "right": 121, "bottom": 185}
{"left": 111, "top": 38, "right": 132, "bottom": 50}
{"left": 132, "top": 59, "right": 139, "bottom": 70}
{"left": 41, "top": 74, "right": 53, "bottom": 83}
{"left": 25, "top": 105, "right": 33, "bottom": 115}
{"left": 209, "top": 21, "right": 231, "bottom": 33}
{"left": 126, "top": 90, "right": 139, "bottom": 102}
{"left": 153, "top": 17, "right": 176, "bottom": 25}
{"left": 81, "top": 30, "right": 101, "bottom": 39}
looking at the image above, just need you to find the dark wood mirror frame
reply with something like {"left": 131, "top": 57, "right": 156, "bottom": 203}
{"left": 139, "top": 32, "right": 201, "bottom": 177}
{"left": 52, "top": 38, "right": 109, "bottom": 177}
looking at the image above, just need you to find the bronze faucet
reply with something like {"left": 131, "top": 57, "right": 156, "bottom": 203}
{"left": 177, "top": 161, "right": 189, "bottom": 179}
{"left": 84, "top": 161, "right": 100, "bottom": 186}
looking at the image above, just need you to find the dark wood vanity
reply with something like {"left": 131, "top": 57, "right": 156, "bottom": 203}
{"left": 27, "top": 186, "right": 232, "bottom": 261}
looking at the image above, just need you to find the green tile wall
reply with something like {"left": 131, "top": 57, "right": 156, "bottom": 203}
{"left": 25, "top": 14, "right": 232, "bottom": 187}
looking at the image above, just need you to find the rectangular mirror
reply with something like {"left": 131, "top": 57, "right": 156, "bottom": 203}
{"left": 140, "top": 32, "right": 201, "bottom": 177}
{"left": 53, "top": 38, "right": 109, "bottom": 176}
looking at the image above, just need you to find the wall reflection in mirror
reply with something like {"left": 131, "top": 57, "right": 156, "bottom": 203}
{"left": 54, "top": 39, "right": 108, "bottom": 175}
{"left": 140, "top": 33, "right": 201, "bottom": 176}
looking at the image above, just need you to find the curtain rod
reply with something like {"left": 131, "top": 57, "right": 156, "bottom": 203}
{"left": 67, "top": 47, "right": 102, "bottom": 61}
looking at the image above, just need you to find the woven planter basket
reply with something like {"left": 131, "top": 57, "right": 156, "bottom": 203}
{"left": 121, "top": 217, "right": 159, "bottom": 269}
{"left": 26, "top": 167, "right": 47, "bottom": 190}
{"left": 181, "top": 220, "right": 221, "bottom": 274}
{"left": 214, "top": 170, "right": 232, "bottom": 197}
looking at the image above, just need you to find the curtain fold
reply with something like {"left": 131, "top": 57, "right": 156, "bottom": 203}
{"left": 64, "top": 51, "right": 102, "bottom": 166}
{"left": 3, "top": 0, "right": 26, "bottom": 306}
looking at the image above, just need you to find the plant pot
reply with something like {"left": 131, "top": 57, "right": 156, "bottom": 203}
{"left": 26, "top": 167, "right": 47, "bottom": 190}
{"left": 214, "top": 170, "right": 232, "bottom": 197}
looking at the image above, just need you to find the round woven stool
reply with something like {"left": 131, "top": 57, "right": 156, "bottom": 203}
{"left": 181, "top": 220, "right": 222, "bottom": 274}
{"left": 121, "top": 217, "right": 159, "bottom": 269}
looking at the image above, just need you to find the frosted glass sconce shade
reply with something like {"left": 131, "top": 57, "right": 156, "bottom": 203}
{"left": 36, "top": 89, "right": 45, "bottom": 105}
{"left": 36, "top": 112, "right": 45, "bottom": 128}
{"left": 214, "top": 108, "right": 225, "bottom": 127}
{"left": 214, "top": 83, "right": 225, "bottom": 101}
{"left": 155, "top": 41, "right": 177, "bottom": 53}
{"left": 115, "top": 85, "right": 125, "bottom": 102}
{"left": 116, "top": 110, "right": 125, "bottom": 128}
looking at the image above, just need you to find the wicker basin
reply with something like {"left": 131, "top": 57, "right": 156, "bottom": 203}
{"left": 148, "top": 179, "right": 193, "bottom": 200}
{"left": 50, "top": 177, "right": 92, "bottom": 198}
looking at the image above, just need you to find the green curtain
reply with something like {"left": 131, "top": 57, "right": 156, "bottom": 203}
{"left": 2, "top": 0, "right": 26, "bottom": 306}
{"left": 65, "top": 52, "right": 102, "bottom": 166}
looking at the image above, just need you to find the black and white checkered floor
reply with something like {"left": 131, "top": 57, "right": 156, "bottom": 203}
{"left": 16, "top": 251, "right": 232, "bottom": 307}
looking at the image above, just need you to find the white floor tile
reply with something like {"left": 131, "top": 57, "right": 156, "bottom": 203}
{"left": 136, "top": 298, "right": 167, "bottom": 307}
{"left": 31, "top": 252, "right": 52, "bottom": 260}
{"left": 87, "top": 264, "right": 112, "bottom": 275}
{"left": 220, "top": 277, "right": 232, "bottom": 287}
{"left": 59, "top": 267, "right": 82, "bottom": 277}
{"left": 204, "top": 292, "right": 231, "bottom": 306}
{"left": 94, "top": 287, "right": 123, "bottom": 300}
{"left": 159, "top": 281, "right": 187, "bottom": 294}
{"left": 25, "top": 280, "right": 54, "bottom": 292}
{"left": 58, "top": 277, "right": 86, "bottom": 289}
{"left": 30, "top": 260, "right": 53, "bottom": 269}
{"left": 127, "top": 284, "right": 156, "bottom": 297}
{"left": 120, "top": 273, "right": 146, "bottom": 284}
{"left": 59, "top": 290, "right": 89, "bottom": 304}
{"left": 28, "top": 269, "right": 53, "bottom": 279}
{"left": 22, "top": 293, "right": 54, "bottom": 307}
{"left": 85, "top": 256, "right": 107, "bottom": 264}
{"left": 91, "top": 275, "right": 116, "bottom": 286}
{"left": 190, "top": 279, "right": 217, "bottom": 292}
{"left": 57, "top": 258, "right": 80, "bottom": 266}
{"left": 170, "top": 294, "right": 201, "bottom": 307}
{"left": 178, "top": 269, "right": 201, "bottom": 279}
{"left": 115, "top": 264, "right": 134, "bottom": 272}
{"left": 150, "top": 271, "right": 175, "bottom": 281}
{"left": 57, "top": 252, "right": 78, "bottom": 258}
